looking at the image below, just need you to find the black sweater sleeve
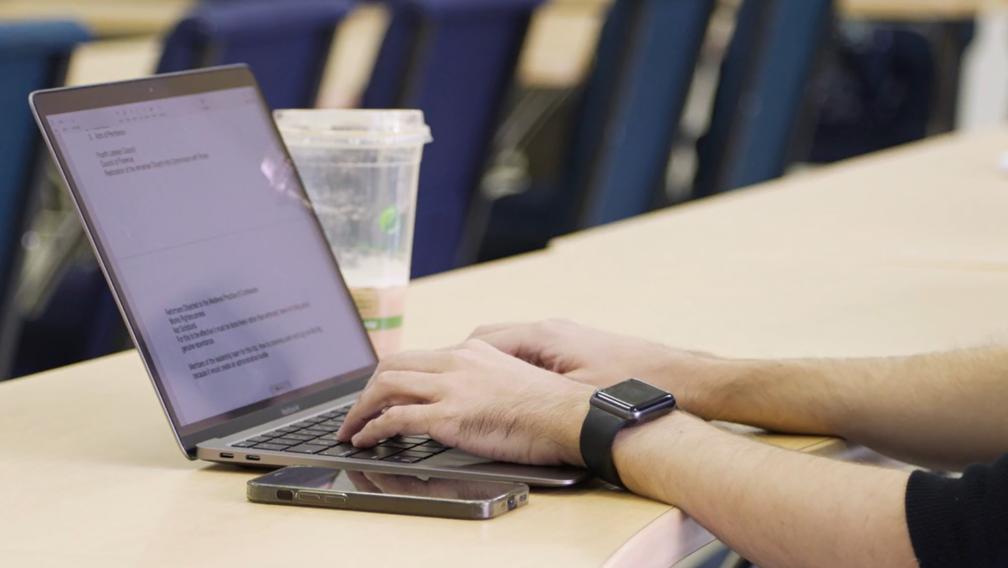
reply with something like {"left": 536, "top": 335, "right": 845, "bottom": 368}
{"left": 905, "top": 454, "right": 1008, "bottom": 567}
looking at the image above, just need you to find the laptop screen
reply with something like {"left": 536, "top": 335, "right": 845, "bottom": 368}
{"left": 35, "top": 69, "right": 377, "bottom": 444}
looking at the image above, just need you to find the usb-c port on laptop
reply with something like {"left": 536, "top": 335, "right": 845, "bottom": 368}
{"left": 219, "top": 452, "right": 234, "bottom": 459}
{"left": 245, "top": 455, "right": 261, "bottom": 461}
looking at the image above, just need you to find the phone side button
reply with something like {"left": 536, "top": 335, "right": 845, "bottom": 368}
{"left": 323, "top": 495, "right": 347, "bottom": 505}
{"left": 297, "top": 493, "right": 321, "bottom": 502}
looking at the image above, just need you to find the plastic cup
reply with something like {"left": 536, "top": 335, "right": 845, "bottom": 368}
{"left": 275, "top": 109, "right": 432, "bottom": 356}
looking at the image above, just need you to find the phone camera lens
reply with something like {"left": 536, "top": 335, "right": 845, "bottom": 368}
{"left": 276, "top": 490, "right": 293, "bottom": 501}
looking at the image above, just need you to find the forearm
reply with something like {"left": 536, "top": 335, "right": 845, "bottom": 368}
{"left": 669, "top": 347, "right": 1008, "bottom": 469}
{"left": 615, "top": 412, "right": 916, "bottom": 568}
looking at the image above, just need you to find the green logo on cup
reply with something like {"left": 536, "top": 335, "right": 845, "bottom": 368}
{"left": 379, "top": 206, "right": 399, "bottom": 234}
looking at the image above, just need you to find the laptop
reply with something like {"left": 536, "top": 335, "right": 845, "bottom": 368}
{"left": 30, "top": 65, "right": 585, "bottom": 487}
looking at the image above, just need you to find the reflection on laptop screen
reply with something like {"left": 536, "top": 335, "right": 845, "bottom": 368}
{"left": 46, "top": 86, "right": 375, "bottom": 429}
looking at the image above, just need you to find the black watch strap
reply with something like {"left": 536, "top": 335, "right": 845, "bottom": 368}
{"left": 579, "top": 405, "right": 627, "bottom": 487}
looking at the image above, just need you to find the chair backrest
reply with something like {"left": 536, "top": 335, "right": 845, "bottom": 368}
{"left": 572, "top": 0, "right": 714, "bottom": 228}
{"left": 157, "top": 0, "right": 352, "bottom": 108}
{"left": 362, "top": 0, "right": 542, "bottom": 277}
{"left": 0, "top": 21, "right": 90, "bottom": 378}
{"left": 694, "top": 0, "right": 834, "bottom": 197}
{"left": 18, "top": 3, "right": 352, "bottom": 378}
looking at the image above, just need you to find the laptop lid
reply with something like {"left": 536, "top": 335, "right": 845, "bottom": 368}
{"left": 30, "top": 65, "right": 378, "bottom": 458}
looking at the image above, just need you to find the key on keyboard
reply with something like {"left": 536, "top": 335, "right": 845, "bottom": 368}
{"left": 232, "top": 407, "right": 449, "bottom": 463}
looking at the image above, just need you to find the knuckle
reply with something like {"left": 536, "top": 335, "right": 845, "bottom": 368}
{"left": 365, "top": 416, "right": 387, "bottom": 434}
{"left": 454, "top": 350, "right": 480, "bottom": 366}
{"left": 371, "top": 358, "right": 392, "bottom": 375}
{"left": 372, "top": 370, "right": 401, "bottom": 390}
{"left": 464, "top": 338, "right": 491, "bottom": 353}
{"left": 363, "top": 374, "right": 382, "bottom": 392}
{"left": 461, "top": 338, "right": 483, "bottom": 350}
{"left": 382, "top": 406, "right": 406, "bottom": 422}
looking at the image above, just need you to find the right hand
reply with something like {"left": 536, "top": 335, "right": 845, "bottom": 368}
{"left": 468, "top": 319, "right": 724, "bottom": 413}
{"left": 336, "top": 339, "right": 593, "bottom": 466}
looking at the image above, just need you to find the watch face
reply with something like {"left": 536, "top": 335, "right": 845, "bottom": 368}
{"left": 598, "top": 379, "right": 672, "bottom": 412}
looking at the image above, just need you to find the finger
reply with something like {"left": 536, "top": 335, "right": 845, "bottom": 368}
{"left": 337, "top": 394, "right": 417, "bottom": 442}
{"left": 350, "top": 404, "right": 434, "bottom": 447}
{"left": 468, "top": 322, "right": 526, "bottom": 340}
{"left": 375, "top": 349, "right": 457, "bottom": 374}
{"left": 470, "top": 325, "right": 533, "bottom": 354}
{"left": 471, "top": 326, "right": 560, "bottom": 371}
{"left": 337, "top": 371, "right": 440, "bottom": 441}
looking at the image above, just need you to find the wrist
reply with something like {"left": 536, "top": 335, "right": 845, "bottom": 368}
{"left": 658, "top": 352, "right": 753, "bottom": 420}
{"left": 612, "top": 411, "right": 716, "bottom": 499}
{"left": 575, "top": 379, "right": 680, "bottom": 482}
{"left": 551, "top": 382, "right": 594, "bottom": 467}
{"left": 703, "top": 358, "right": 841, "bottom": 434}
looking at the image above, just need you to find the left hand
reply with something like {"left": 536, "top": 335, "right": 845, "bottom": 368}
{"left": 335, "top": 339, "right": 594, "bottom": 466}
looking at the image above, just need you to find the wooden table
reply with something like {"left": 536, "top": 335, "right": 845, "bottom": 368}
{"left": 0, "top": 353, "right": 838, "bottom": 566}
{"left": 3, "top": 128, "right": 1008, "bottom": 566}
{"left": 548, "top": 128, "right": 1008, "bottom": 357}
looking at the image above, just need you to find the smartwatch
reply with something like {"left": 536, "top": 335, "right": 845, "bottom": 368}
{"left": 579, "top": 378, "right": 677, "bottom": 487}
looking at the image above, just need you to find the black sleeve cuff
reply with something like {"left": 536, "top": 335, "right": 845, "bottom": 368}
{"left": 905, "top": 455, "right": 1008, "bottom": 567}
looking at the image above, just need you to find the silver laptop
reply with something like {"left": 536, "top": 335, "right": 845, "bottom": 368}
{"left": 30, "top": 65, "right": 584, "bottom": 487}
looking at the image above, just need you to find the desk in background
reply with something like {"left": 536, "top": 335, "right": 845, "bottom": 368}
{"left": 11, "top": 0, "right": 1007, "bottom": 119}
{"left": 417, "top": 128, "right": 1008, "bottom": 359}
{"left": 0, "top": 1, "right": 190, "bottom": 38}
{"left": 841, "top": 0, "right": 1008, "bottom": 20}
{"left": 2, "top": 128, "right": 1008, "bottom": 566}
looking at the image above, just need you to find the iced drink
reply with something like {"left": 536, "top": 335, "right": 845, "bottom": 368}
{"left": 276, "top": 110, "right": 431, "bottom": 356}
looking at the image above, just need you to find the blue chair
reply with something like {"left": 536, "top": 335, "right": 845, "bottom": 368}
{"left": 15, "top": 2, "right": 354, "bottom": 378}
{"left": 157, "top": 0, "right": 352, "bottom": 108}
{"left": 693, "top": 0, "right": 834, "bottom": 197}
{"left": 807, "top": 21, "right": 972, "bottom": 163}
{"left": 573, "top": 0, "right": 714, "bottom": 227}
{"left": 477, "top": 0, "right": 714, "bottom": 258}
{"left": 362, "top": 0, "right": 543, "bottom": 277}
{"left": 12, "top": 260, "right": 126, "bottom": 378}
{"left": 0, "top": 21, "right": 90, "bottom": 378}
{"left": 15, "top": 1, "right": 354, "bottom": 377}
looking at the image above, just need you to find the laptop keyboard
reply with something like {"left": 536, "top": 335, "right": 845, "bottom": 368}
{"left": 228, "top": 407, "right": 449, "bottom": 464}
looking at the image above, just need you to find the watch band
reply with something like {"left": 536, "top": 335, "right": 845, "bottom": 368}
{"left": 579, "top": 405, "right": 627, "bottom": 487}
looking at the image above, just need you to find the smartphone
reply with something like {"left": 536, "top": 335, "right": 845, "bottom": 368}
{"left": 247, "top": 466, "right": 529, "bottom": 520}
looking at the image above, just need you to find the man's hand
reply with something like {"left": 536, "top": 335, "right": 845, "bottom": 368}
{"left": 335, "top": 339, "right": 594, "bottom": 466}
{"left": 469, "top": 319, "right": 728, "bottom": 415}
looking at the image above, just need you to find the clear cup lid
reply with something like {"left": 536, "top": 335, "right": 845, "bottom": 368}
{"left": 274, "top": 109, "right": 432, "bottom": 148}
